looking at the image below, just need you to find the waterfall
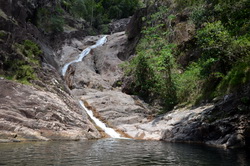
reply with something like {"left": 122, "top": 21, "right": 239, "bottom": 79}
{"left": 79, "top": 101, "right": 121, "bottom": 138}
{"left": 61, "top": 35, "right": 121, "bottom": 138}
{"left": 61, "top": 35, "right": 107, "bottom": 76}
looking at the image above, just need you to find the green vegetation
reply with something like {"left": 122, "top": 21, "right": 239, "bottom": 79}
{"left": 123, "top": 0, "right": 250, "bottom": 112}
{"left": 175, "top": 62, "right": 204, "bottom": 104}
{"left": 67, "top": 0, "right": 140, "bottom": 29}
{"left": 218, "top": 55, "right": 250, "bottom": 94}
{"left": 0, "top": 30, "right": 8, "bottom": 42}
{"left": 124, "top": 6, "right": 177, "bottom": 111}
{"left": 37, "top": 6, "right": 65, "bottom": 33}
{"left": 4, "top": 40, "right": 41, "bottom": 84}
{"left": 0, "top": 30, "right": 7, "bottom": 38}
{"left": 37, "top": 0, "right": 140, "bottom": 34}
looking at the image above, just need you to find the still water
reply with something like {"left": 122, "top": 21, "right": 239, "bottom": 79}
{"left": 0, "top": 139, "right": 249, "bottom": 166}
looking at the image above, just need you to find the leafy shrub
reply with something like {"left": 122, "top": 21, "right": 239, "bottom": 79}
{"left": 123, "top": 6, "right": 177, "bottom": 111}
{"left": 62, "top": 0, "right": 139, "bottom": 29}
{"left": 218, "top": 55, "right": 250, "bottom": 94}
{"left": 196, "top": 21, "right": 236, "bottom": 75}
{"left": 175, "top": 62, "right": 204, "bottom": 104}
{"left": 23, "top": 40, "right": 42, "bottom": 61}
{"left": 108, "top": 6, "right": 122, "bottom": 19}
{"left": 6, "top": 40, "right": 42, "bottom": 84}
{"left": 49, "top": 16, "right": 65, "bottom": 33}
{"left": 37, "top": 7, "right": 65, "bottom": 33}
{"left": 98, "top": 24, "right": 109, "bottom": 34}
{"left": 196, "top": 21, "right": 231, "bottom": 52}
{"left": 190, "top": 5, "right": 208, "bottom": 26}
{"left": 0, "top": 30, "right": 7, "bottom": 38}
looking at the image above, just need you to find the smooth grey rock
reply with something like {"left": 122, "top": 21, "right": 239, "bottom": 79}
{"left": 0, "top": 80, "right": 101, "bottom": 142}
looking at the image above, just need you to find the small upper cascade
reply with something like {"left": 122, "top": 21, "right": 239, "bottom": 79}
{"left": 79, "top": 101, "right": 121, "bottom": 138}
{"left": 61, "top": 35, "right": 108, "bottom": 76}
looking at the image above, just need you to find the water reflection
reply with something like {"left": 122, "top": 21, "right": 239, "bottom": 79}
{"left": 0, "top": 139, "right": 249, "bottom": 166}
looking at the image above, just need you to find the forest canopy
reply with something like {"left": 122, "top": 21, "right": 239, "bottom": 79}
{"left": 62, "top": 0, "right": 140, "bottom": 23}
{"left": 36, "top": 0, "right": 140, "bottom": 33}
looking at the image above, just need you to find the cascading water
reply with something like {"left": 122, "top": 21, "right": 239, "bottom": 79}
{"left": 61, "top": 35, "right": 107, "bottom": 76}
{"left": 79, "top": 101, "right": 121, "bottom": 138}
{"left": 61, "top": 35, "right": 121, "bottom": 138}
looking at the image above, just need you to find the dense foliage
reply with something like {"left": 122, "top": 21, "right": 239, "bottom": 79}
{"left": 37, "top": 6, "right": 65, "bottom": 33}
{"left": 2, "top": 40, "right": 41, "bottom": 84}
{"left": 124, "top": 0, "right": 250, "bottom": 112}
{"left": 37, "top": 0, "right": 140, "bottom": 33}
{"left": 124, "top": 6, "right": 177, "bottom": 110}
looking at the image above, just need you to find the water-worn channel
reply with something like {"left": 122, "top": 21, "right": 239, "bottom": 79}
{"left": 79, "top": 101, "right": 121, "bottom": 138}
{"left": 61, "top": 35, "right": 107, "bottom": 76}
{"left": 62, "top": 35, "right": 122, "bottom": 138}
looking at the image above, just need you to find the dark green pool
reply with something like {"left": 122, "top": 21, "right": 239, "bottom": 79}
{"left": 0, "top": 139, "right": 249, "bottom": 166}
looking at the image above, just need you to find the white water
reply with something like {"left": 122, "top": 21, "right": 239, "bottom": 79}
{"left": 62, "top": 35, "right": 122, "bottom": 138}
{"left": 61, "top": 35, "right": 108, "bottom": 76}
{"left": 79, "top": 101, "right": 121, "bottom": 138}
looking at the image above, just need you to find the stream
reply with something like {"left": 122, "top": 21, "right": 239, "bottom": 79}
{"left": 62, "top": 35, "right": 122, "bottom": 138}
{"left": 79, "top": 101, "right": 121, "bottom": 138}
{"left": 61, "top": 35, "right": 107, "bottom": 76}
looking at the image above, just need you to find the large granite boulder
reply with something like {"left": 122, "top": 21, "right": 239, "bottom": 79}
{"left": 0, "top": 79, "right": 100, "bottom": 142}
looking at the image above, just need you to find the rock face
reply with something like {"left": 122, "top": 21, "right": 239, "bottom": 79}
{"left": 0, "top": 0, "right": 58, "bottom": 69}
{"left": 58, "top": 29, "right": 250, "bottom": 148}
{"left": 126, "top": 8, "right": 146, "bottom": 40}
{"left": 161, "top": 93, "right": 250, "bottom": 149}
{"left": 81, "top": 84, "right": 250, "bottom": 148}
{"left": 0, "top": 79, "right": 100, "bottom": 142}
{"left": 109, "top": 18, "right": 131, "bottom": 34}
{"left": 60, "top": 31, "right": 157, "bottom": 139}
{"left": 0, "top": 0, "right": 102, "bottom": 142}
{"left": 80, "top": 89, "right": 154, "bottom": 138}
{"left": 61, "top": 32, "right": 133, "bottom": 91}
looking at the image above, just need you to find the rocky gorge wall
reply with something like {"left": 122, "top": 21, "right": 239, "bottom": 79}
{"left": 0, "top": 0, "right": 138, "bottom": 142}
{"left": 0, "top": 0, "right": 102, "bottom": 142}
{"left": 0, "top": 0, "right": 250, "bottom": 149}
